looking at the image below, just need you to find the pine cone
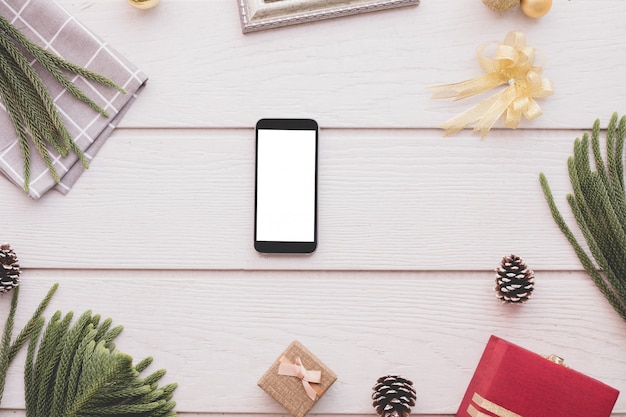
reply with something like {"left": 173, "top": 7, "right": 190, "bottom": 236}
{"left": 372, "top": 375, "right": 416, "bottom": 417}
{"left": 495, "top": 254, "right": 534, "bottom": 303}
{"left": 0, "top": 243, "right": 20, "bottom": 295}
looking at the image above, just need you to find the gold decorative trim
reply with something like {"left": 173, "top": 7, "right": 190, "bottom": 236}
{"left": 467, "top": 403, "right": 493, "bottom": 417}
{"left": 542, "top": 354, "right": 568, "bottom": 367}
{"left": 469, "top": 392, "right": 523, "bottom": 417}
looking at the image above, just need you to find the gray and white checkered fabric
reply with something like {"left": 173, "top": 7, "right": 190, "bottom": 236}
{"left": 0, "top": 0, "right": 148, "bottom": 199}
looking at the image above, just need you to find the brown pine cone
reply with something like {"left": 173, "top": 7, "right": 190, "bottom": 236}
{"left": 0, "top": 243, "right": 20, "bottom": 295}
{"left": 495, "top": 254, "right": 534, "bottom": 303}
{"left": 372, "top": 375, "right": 416, "bottom": 417}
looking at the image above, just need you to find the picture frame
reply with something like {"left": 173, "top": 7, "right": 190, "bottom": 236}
{"left": 238, "top": 0, "right": 419, "bottom": 33}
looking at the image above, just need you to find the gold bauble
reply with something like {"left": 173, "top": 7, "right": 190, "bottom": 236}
{"left": 128, "top": 0, "right": 160, "bottom": 9}
{"left": 482, "top": 0, "right": 520, "bottom": 12}
{"left": 520, "top": 0, "right": 552, "bottom": 18}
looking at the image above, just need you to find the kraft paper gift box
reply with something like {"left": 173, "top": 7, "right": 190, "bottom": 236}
{"left": 258, "top": 340, "right": 337, "bottom": 417}
{"left": 456, "top": 335, "right": 619, "bottom": 417}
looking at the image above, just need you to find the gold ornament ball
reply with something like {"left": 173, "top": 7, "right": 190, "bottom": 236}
{"left": 520, "top": 0, "right": 552, "bottom": 18}
{"left": 128, "top": 0, "right": 160, "bottom": 9}
{"left": 482, "top": 0, "right": 520, "bottom": 12}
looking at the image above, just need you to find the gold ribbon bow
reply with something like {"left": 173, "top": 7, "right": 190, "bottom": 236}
{"left": 278, "top": 356, "right": 323, "bottom": 401}
{"left": 429, "top": 31, "right": 553, "bottom": 138}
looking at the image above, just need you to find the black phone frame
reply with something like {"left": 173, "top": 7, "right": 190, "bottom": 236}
{"left": 254, "top": 118, "right": 318, "bottom": 254}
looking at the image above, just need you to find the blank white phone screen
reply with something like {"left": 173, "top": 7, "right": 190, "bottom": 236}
{"left": 256, "top": 128, "right": 316, "bottom": 242}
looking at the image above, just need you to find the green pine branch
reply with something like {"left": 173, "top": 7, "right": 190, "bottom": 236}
{"left": 540, "top": 113, "right": 626, "bottom": 323}
{"left": 1, "top": 284, "right": 178, "bottom": 417}
{"left": 24, "top": 305, "right": 178, "bottom": 417}
{"left": 0, "top": 284, "right": 58, "bottom": 406}
{"left": 0, "top": 15, "right": 126, "bottom": 193}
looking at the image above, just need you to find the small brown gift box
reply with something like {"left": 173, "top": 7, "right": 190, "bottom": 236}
{"left": 258, "top": 340, "right": 337, "bottom": 417}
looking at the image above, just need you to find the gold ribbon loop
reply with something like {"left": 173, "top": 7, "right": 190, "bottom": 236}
{"left": 278, "top": 356, "right": 322, "bottom": 401}
{"left": 429, "top": 30, "right": 553, "bottom": 138}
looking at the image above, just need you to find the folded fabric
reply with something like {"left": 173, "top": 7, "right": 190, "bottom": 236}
{"left": 0, "top": 0, "right": 148, "bottom": 199}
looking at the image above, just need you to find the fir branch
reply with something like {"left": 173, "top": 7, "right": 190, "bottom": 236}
{"left": 572, "top": 133, "right": 626, "bottom": 288}
{"left": 0, "top": 287, "right": 20, "bottom": 403}
{"left": 0, "top": 49, "right": 66, "bottom": 154}
{"left": 93, "top": 316, "right": 111, "bottom": 342}
{"left": 0, "top": 32, "right": 72, "bottom": 150}
{"left": 8, "top": 284, "right": 59, "bottom": 362}
{"left": 33, "top": 313, "right": 62, "bottom": 417}
{"left": 0, "top": 283, "right": 59, "bottom": 405}
{"left": 143, "top": 368, "right": 168, "bottom": 386}
{"left": 86, "top": 399, "right": 168, "bottom": 415}
{"left": 0, "top": 67, "right": 33, "bottom": 187}
{"left": 67, "top": 341, "right": 135, "bottom": 414}
{"left": 0, "top": 34, "right": 71, "bottom": 183}
{"left": 615, "top": 116, "right": 626, "bottom": 191}
{"left": 605, "top": 115, "right": 626, "bottom": 230}
{"left": 27, "top": 310, "right": 178, "bottom": 417}
{"left": 0, "top": 16, "right": 110, "bottom": 118}
{"left": 567, "top": 193, "right": 626, "bottom": 305}
{"left": 540, "top": 113, "right": 626, "bottom": 323}
{"left": 135, "top": 357, "right": 154, "bottom": 373}
{"left": 51, "top": 311, "right": 93, "bottom": 417}
{"left": 65, "top": 324, "right": 98, "bottom": 406}
{"left": 87, "top": 384, "right": 153, "bottom": 405}
{"left": 36, "top": 312, "right": 73, "bottom": 417}
{"left": 102, "top": 324, "right": 124, "bottom": 348}
{"left": 24, "top": 316, "right": 45, "bottom": 417}
{"left": 0, "top": 14, "right": 126, "bottom": 96}
{"left": 0, "top": 15, "right": 126, "bottom": 192}
{"left": 540, "top": 174, "right": 626, "bottom": 321}
{"left": 2, "top": 283, "right": 178, "bottom": 417}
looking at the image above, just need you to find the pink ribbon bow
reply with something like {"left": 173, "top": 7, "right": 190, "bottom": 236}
{"left": 278, "top": 356, "right": 322, "bottom": 400}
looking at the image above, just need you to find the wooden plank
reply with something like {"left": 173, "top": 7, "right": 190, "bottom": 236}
{"left": 1, "top": 270, "right": 624, "bottom": 413}
{"left": 2, "top": 413, "right": 626, "bottom": 417}
{"left": 54, "top": 0, "right": 626, "bottom": 129}
{"left": 0, "top": 128, "right": 596, "bottom": 270}
{"left": 0, "top": 413, "right": 515, "bottom": 417}
{"left": 0, "top": 2, "right": 623, "bottom": 417}
{"left": 0, "top": 413, "right": 461, "bottom": 417}
{"left": 0, "top": 129, "right": 600, "bottom": 270}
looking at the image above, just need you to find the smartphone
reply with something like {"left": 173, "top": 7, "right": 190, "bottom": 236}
{"left": 255, "top": 118, "right": 318, "bottom": 253}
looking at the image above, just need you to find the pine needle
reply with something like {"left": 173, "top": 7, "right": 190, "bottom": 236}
{"left": 540, "top": 113, "right": 626, "bottom": 323}
{"left": 0, "top": 287, "right": 20, "bottom": 403}
{"left": 50, "top": 311, "right": 93, "bottom": 417}
{"left": 24, "top": 317, "right": 45, "bottom": 415}
{"left": 25, "top": 310, "right": 179, "bottom": 417}
{"left": 0, "top": 15, "right": 126, "bottom": 96}
{"left": 0, "top": 15, "right": 126, "bottom": 193}
{"left": 7, "top": 284, "right": 59, "bottom": 362}
{"left": 2, "top": 283, "right": 178, "bottom": 417}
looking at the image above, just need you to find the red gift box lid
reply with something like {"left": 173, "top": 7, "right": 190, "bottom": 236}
{"left": 455, "top": 335, "right": 619, "bottom": 417}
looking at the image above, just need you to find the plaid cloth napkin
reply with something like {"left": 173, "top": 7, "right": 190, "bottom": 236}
{"left": 0, "top": 0, "right": 148, "bottom": 199}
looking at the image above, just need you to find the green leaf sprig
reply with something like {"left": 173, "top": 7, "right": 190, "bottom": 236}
{"left": 1, "top": 284, "right": 178, "bottom": 417}
{"left": 0, "top": 15, "right": 126, "bottom": 193}
{"left": 0, "top": 284, "right": 58, "bottom": 405}
{"left": 540, "top": 113, "right": 626, "bottom": 323}
{"left": 25, "top": 309, "right": 178, "bottom": 417}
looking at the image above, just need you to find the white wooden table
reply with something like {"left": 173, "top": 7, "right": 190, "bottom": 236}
{"left": 1, "top": 0, "right": 626, "bottom": 416}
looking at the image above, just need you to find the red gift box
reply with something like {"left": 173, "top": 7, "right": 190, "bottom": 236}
{"left": 456, "top": 335, "right": 619, "bottom": 417}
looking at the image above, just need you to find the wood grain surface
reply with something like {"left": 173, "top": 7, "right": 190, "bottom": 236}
{"left": 1, "top": 0, "right": 625, "bottom": 415}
